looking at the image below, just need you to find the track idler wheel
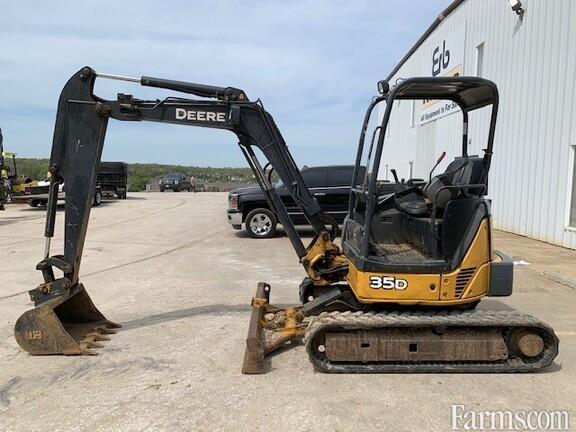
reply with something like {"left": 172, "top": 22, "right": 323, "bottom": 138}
{"left": 14, "top": 284, "right": 120, "bottom": 355}
{"left": 508, "top": 329, "right": 545, "bottom": 358}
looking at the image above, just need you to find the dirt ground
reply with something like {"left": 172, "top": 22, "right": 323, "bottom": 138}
{"left": 0, "top": 193, "right": 574, "bottom": 431}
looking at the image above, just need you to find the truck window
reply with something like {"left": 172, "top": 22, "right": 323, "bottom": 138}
{"left": 327, "top": 167, "right": 354, "bottom": 187}
{"left": 301, "top": 168, "right": 327, "bottom": 188}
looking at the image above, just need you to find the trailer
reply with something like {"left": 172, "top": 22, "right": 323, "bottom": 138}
{"left": 97, "top": 162, "right": 128, "bottom": 199}
{"left": 13, "top": 161, "right": 128, "bottom": 207}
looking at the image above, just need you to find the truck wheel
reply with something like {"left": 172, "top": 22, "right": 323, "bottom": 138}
{"left": 93, "top": 190, "right": 102, "bottom": 207}
{"left": 245, "top": 208, "right": 277, "bottom": 239}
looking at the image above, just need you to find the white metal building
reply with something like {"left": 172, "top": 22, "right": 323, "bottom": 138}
{"left": 379, "top": 0, "right": 576, "bottom": 249}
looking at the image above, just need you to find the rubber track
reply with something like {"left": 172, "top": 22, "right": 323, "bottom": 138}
{"left": 305, "top": 309, "right": 559, "bottom": 373}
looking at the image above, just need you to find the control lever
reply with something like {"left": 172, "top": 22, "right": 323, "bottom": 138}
{"left": 429, "top": 151, "right": 446, "bottom": 181}
{"left": 390, "top": 168, "right": 400, "bottom": 183}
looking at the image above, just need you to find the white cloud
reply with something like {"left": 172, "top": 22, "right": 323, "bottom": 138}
{"left": 1, "top": 0, "right": 451, "bottom": 166}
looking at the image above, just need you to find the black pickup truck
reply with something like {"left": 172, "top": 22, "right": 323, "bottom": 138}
{"left": 227, "top": 165, "right": 395, "bottom": 238}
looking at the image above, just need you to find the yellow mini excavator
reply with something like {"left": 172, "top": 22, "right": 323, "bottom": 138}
{"left": 0, "top": 128, "right": 39, "bottom": 208}
{"left": 14, "top": 67, "right": 559, "bottom": 373}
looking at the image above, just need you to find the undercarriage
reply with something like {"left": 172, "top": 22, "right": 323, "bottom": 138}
{"left": 243, "top": 284, "right": 559, "bottom": 373}
{"left": 305, "top": 309, "right": 558, "bottom": 373}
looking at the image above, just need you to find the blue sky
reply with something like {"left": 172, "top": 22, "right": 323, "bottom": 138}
{"left": 1, "top": 0, "right": 451, "bottom": 167}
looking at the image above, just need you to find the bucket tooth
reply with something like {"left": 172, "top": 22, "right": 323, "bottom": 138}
{"left": 87, "top": 341, "right": 105, "bottom": 349}
{"left": 76, "top": 347, "right": 99, "bottom": 356}
{"left": 14, "top": 283, "right": 120, "bottom": 356}
{"left": 95, "top": 326, "right": 118, "bottom": 335}
{"left": 85, "top": 333, "right": 111, "bottom": 342}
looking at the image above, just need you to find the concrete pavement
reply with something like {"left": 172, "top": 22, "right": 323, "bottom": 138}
{"left": 0, "top": 193, "right": 574, "bottom": 431}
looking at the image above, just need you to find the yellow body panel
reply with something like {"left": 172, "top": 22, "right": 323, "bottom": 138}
{"left": 346, "top": 219, "right": 492, "bottom": 306}
{"left": 11, "top": 180, "right": 37, "bottom": 194}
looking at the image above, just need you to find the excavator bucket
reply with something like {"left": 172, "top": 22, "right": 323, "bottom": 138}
{"left": 242, "top": 282, "right": 305, "bottom": 374}
{"left": 14, "top": 284, "right": 120, "bottom": 355}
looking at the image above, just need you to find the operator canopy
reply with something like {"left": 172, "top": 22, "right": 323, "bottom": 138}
{"left": 386, "top": 76, "right": 498, "bottom": 112}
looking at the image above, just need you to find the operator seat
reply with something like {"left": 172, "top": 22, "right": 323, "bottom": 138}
{"left": 395, "top": 156, "right": 484, "bottom": 216}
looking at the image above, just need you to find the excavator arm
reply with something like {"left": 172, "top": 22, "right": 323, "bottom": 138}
{"left": 46, "top": 67, "right": 345, "bottom": 286}
{"left": 15, "top": 67, "right": 347, "bottom": 370}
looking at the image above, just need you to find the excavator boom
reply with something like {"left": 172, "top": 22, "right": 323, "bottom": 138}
{"left": 14, "top": 67, "right": 346, "bottom": 367}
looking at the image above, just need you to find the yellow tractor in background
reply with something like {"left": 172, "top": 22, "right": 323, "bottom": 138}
{"left": 0, "top": 128, "right": 38, "bottom": 209}
{"left": 0, "top": 128, "right": 7, "bottom": 209}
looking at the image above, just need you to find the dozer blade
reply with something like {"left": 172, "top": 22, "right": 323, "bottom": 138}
{"left": 14, "top": 284, "right": 120, "bottom": 355}
{"left": 242, "top": 282, "right": 305, "bottom": 374}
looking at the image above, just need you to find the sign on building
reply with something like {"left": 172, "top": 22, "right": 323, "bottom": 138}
{"left": 419, "top": 24, "right": 466, "bottom": 125}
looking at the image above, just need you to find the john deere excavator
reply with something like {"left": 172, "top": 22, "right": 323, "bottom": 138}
{"left": 14, "top": 67, "right": 559, "bottom": 373}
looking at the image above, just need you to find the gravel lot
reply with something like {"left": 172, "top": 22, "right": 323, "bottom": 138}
{"left": 0, "top": 192, "right": 574, "bottom": 431}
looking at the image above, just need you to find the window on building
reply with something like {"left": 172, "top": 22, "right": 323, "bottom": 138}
{"left": 476, "top": 42, "right": 485, "bottom": 77}
{"left": 570, "top": 145, "right": 576, "bottom": 228}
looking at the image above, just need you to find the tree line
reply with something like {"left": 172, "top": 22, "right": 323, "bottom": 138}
{"left": 15, "top": 158, "right": 256, "bottom": 191}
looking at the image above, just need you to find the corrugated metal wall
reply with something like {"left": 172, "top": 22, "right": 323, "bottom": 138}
{"left": 380, "top": 0, "right": 576, "bottom": 249}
